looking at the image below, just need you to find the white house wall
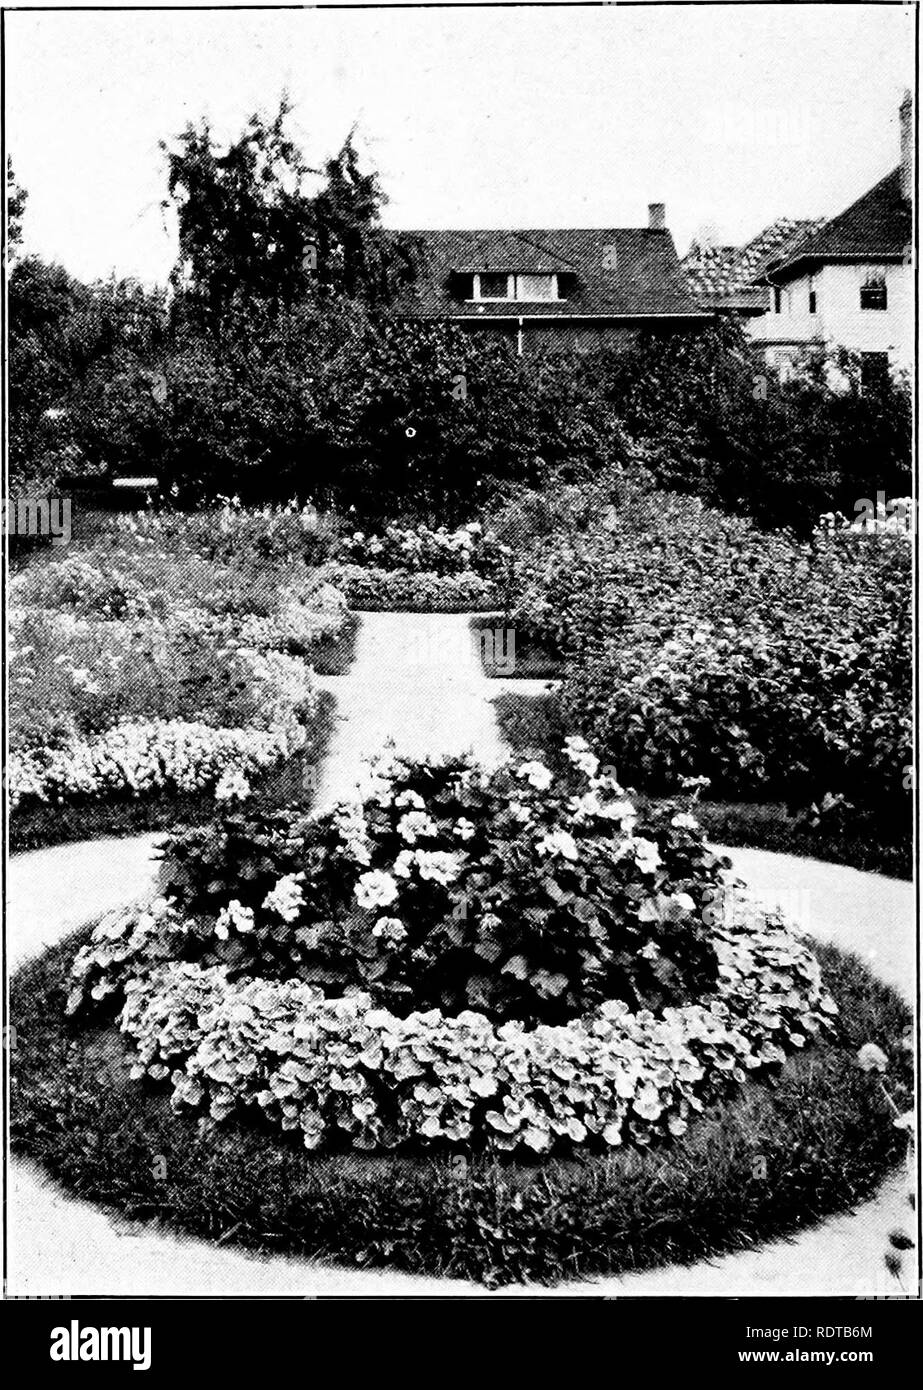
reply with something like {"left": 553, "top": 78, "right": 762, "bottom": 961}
{"left": 747, "top": 262, "right": 912, "bottom": 369}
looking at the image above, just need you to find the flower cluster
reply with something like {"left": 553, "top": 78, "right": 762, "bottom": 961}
{"left": 336, "top": 522, "right": 504, "bottom": 577}
{"left": 8, "top": 716, "right": 306, "bottom": 811}
{"left": 10, "top": 521, "right": 350, "bottom": 818}
{"left": 115, "top": 891, "right": 835, "bottom": 1156}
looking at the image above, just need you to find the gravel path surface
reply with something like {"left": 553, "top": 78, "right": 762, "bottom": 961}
{"left": 6, "top": 609, "right": 915, "bottom": 1297}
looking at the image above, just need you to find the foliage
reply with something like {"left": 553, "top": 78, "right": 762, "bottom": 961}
{"left": 164, "top": 102, "right": 419, "bottom": 330}
{"left": 9, "top": 516, "right": 353, "bottom": 814}
{"left": 495, "top": 482, "right": 912, "bottom": 820}
{"left": 71, "top": 742, "right": 741, "bottom": 1025}
{"left": 13, "top": 927, "right": 908, "bottom": 1285}
{"left": 319, "top": 564, "right": 499, "bottom": 612}
{"left": 336, "top": 521, "right": 504, "bottom": 575}
{"left": 578, "top": 320, "right": 912, "bottom": 533}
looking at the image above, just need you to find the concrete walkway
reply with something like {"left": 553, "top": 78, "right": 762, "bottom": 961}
{"left": 312, "top": 611, "right": 553, "bottom": 810}
{"left": 5, "top": 608, "right": 917, "bottom": 1297}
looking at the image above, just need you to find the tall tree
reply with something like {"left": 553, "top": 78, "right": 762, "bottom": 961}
{"left": 7, "top": 157, "right": 27, "bottom": 260}
{"left": 163, "top": 101, "right": 419, "bottom": 330}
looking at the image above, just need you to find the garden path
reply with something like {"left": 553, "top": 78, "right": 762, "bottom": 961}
{"left": 311, "top": 610, "right": 553, "bottom": 810}
{"left": 6, "top": 607, "right": 916, "bottom": 1297}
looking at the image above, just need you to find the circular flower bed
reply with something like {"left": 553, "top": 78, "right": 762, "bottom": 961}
{"left": 66, "top": 741, "right": 837, "bottom": 1158}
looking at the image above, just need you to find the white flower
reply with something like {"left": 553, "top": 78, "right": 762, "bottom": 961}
{"left": 536, "top": 829, "right": 579, "bottom": 861}
{"left": 355, "top": 870, "right": 400, "bottom": 910}
{"left": 563, "top": 736, "right": 599, "bottom": 778}
{"left": 215, "top": 766, "right": 252, "bottom": 802}
{"left": 263, "top": 873, "right": 305, "bottom": 923}
{"left": 215, "top": 899, "right": 255, "bottom": 938}
{"left": 671, "top": 812, "right": 700, "bottom": 831}
{"left": 395, "top": 790, "right": 426, "bottom": 810}
{"left": 397, "top": 810, "right": 439, "bottom": 844}
{"left": 371, "top": 916, "right": 407, "bottom": 946}
{"left": 413, "top": 850, "right": 465, "bottom": 885}
{"left": 516, "top": 760, "right": 553, "bottom": 791}
{"left": 392, "top": 849, "right": 417, "bottom": 879}
{"left": 616, "top": 836, "right": 662, "bottom": 874}
{"left": 508, "top": 801, "right": 533, "bottom": 824}
{"left": 453, "top": 818, "right": 476, "bottom": 841}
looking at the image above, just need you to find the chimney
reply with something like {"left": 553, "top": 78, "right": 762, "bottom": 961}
{"left": 648, "top": 202, "right": 666, "bottom": 231}
{"left": 900, "top": 90, "right": 912, "bottom": 202}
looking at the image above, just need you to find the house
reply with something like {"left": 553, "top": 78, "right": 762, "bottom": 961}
{"left": 684, "top": 94, "right": 913, "bottom": 377}
{"left": 390, "top": 205, "right": 708, "bottom": 354}
{"left": 683, "top": 217, "right": 825, "bottom": 326}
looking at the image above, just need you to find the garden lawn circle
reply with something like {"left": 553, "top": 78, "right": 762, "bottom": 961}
{"left": 7, "top": 838, "right": 915, "bottom": 1294}
{"left": 10, "top": 923, "right": 913, "bottom": 1293}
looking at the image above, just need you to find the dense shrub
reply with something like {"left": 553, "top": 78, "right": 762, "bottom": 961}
{"left": 578, "top": 321, "right": 912, "bottom": 533}
{"left": 63, "top": 311, "right": 625, "bottom": 519}
{"left": 494, "top": 481, "right": 912, "bottom": 817}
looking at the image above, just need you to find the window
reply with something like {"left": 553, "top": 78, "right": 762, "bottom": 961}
{"left": 515, "top": 273, "right": 557, "bottom": 301}
{"left": 860, "top": 275, "right": 887, "bottom": 310}
{"left": 808, "top": 280, "right": 817, "bottom": 314}
{"left": 477, "top": 272, "right": 511, "bottom": 300}
{"left": 472, "top": 272, "right": 560, "bottom": 301}
{"left": 773, "top": 286, "right": 783, "bottom": 314}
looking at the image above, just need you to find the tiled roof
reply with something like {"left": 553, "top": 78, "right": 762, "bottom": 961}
{"left": 757, "top": 168, "right": 911, "bottom": 281}
{"left": 684, "top": 218, "right": 824, "bottom": 309}
{"left": 389, "top": 227, "right": 706, "bottom": 319}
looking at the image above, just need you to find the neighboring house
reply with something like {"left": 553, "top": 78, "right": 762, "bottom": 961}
{"left": 688, "top": 93, "right": 914, "bottom": 377}
{"left": 390, "top": 204, "right": 708, "bottom": 354}
{"left": 683, "top": 217, "right": 825, "bottom": 325}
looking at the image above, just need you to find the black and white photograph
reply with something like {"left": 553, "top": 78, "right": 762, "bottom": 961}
{"left": 1, "top": 0, "right": 919, "bottom": 1329}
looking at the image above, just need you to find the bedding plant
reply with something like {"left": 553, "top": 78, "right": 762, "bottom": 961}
{"left": 8, "top": 513, "right": 357, "bottom": 844}
{"left": 67, "top": 739, "right": 837, "bottom": 1161}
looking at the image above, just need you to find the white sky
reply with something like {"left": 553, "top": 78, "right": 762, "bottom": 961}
{"left": 4, "top": 2, "right": 915, "bottom": 287}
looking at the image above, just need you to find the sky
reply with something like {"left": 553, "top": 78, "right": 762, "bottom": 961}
{"left": 4, "top": 2, "right": 915, "bottom": 287}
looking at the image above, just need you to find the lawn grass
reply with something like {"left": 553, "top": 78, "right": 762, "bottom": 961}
{"left": 10, "top": 926, "right": 911, "bottom": 1289}
{"left": 9, "top": 691, "right": 337, "bottom": 855}
{"left": 493, "top": 691, "right": 913, "bottom": 881}
{"left": 469, "top": 614, "right": 564, "bottom": 679}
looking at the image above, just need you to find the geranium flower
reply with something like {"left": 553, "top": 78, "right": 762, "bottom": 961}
{"left": 397, "top": 811, "right": 439, "bottom": 844}
{"left": 453, "top": 818, "right": 476, "bottom": 840}
{"left": 536, "top": 829, "right": 579, "bottom": 861}
{"left": 856, "top": 1042, "right": 889, "bottom": 1073}
{"left": 355, "top": 870, "right": 400, "bottom": 910}
{"left": 395, "top": 790, "right": 426, "bottom": 810}
{"left": 671, "top": 812, "right": 700, "bottom": 830}
{"left": 516, "top": 760, "right": 553, "bottom": 791}
{"left": 263, "top": 873, "right": 306, "bottom": 924}
{"left": 215, "top": 900, "right": 255, "bottom": 939}
{"left": 413, "top": 850, "right": 464, "bottom": 885}
{"left": 563, "top": 736, "right": 599, "bottom": 778}
{"left": 214, "top": 767, "right": 252, "bottom": 802}
{"left": 372, "top": 916, "right": 407, "bottom": 946}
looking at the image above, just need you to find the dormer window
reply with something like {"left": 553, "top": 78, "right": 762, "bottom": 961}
{"left": 471, "top": 272, "right": 560, "bottom": 302}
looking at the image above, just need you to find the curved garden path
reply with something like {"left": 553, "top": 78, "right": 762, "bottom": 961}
{"left": 6, "top": 610, "right": 916, "bottom": 1297}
